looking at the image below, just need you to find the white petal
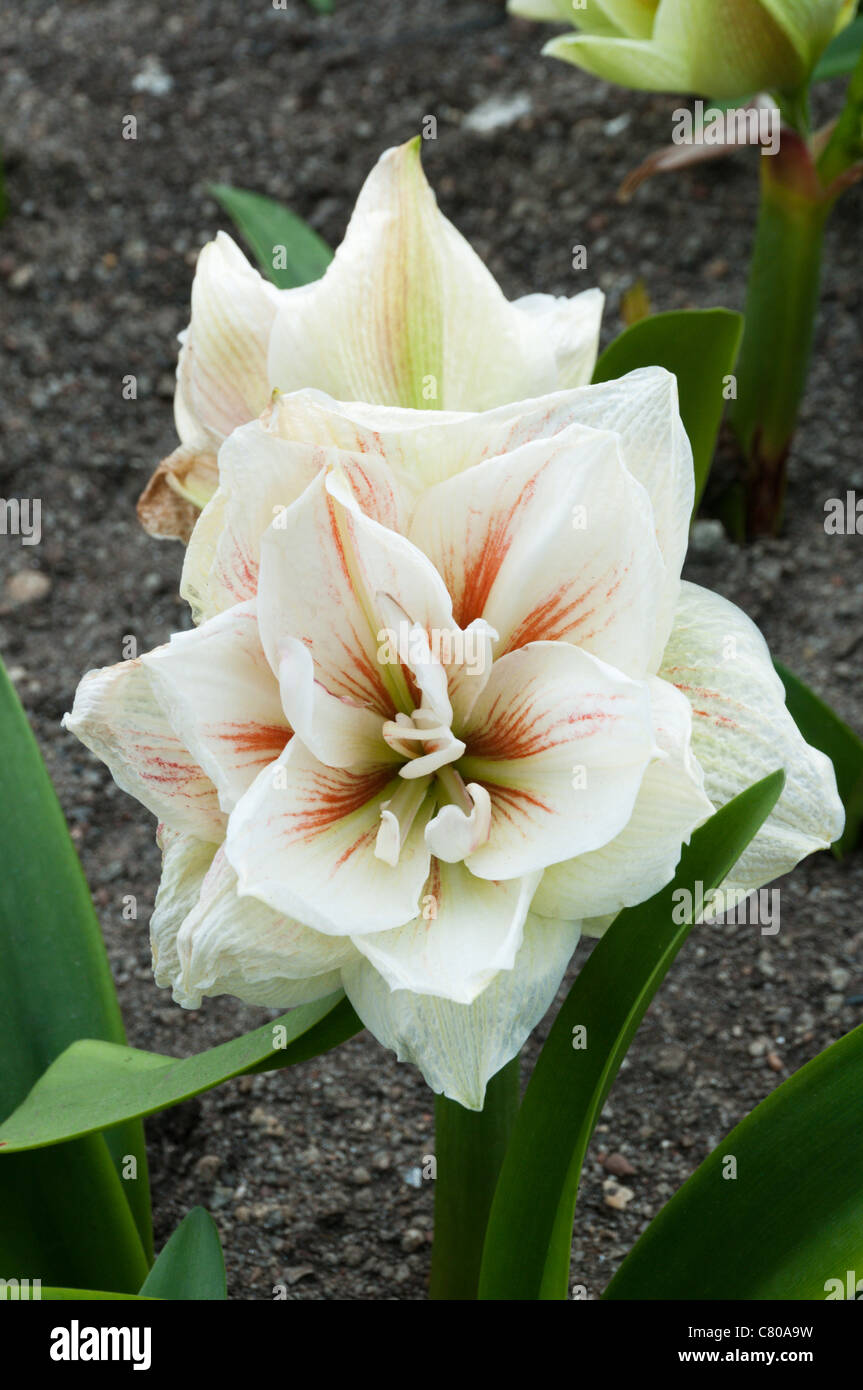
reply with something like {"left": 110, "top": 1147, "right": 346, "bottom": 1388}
{"left": 172, "top": 847, "right": 353, "bottom": 1009}
{"left": 150, "top": 826, "right": 217, "bottom": 992}
{"left": 267, "top": 140, "right": 603, "bottom": 411}
{"left": 256, "top": 466, "right": 454, "bottom": 715}
{"left": 63, "top": 657, "right": 224, "bottom": 840}
{"left": 182, "top": 416, "right": 405, "bottom": 624}
{"left": 532, "top": 367, "right": 693, "bottom": 665}
{"left": 226, "top": 740, "right": 433, "bottom": 936}
{"left": 175, "top": 232, "right": 282, "bottom": 449}
{"left": 277, "top": 636, "right": 399, "bottom": 770}
{"left": 460, "top": 641, "right": 658, "bottom": 878}
{"left": 352, "top": 863, "right": 541, "bottom": 1004}
{"left": 659, "top": 582, "right": 844, "bottom": 891}
{"left": 142, "top": 601, "right": 289, "bottom": 814}
{"left": 425, "top": 782, "right": 492, "bottom": 862}
{"left": 343, "top": 912, "right": 582, "bottom": 1109}
{"left": 410, "top": 426, "right": 666, "bottom": 677}
{"left": 511, "top": 289, "right": 604, "bottom": 391}
{"left": 534, "top": 675, "right": 714, "bottom": 918}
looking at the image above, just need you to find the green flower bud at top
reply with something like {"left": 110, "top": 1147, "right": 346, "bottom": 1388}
{"left": 510, "top": 0, "right": 856, "bottom": 101}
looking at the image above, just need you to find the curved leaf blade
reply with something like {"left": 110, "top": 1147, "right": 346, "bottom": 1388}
{"left": 478, "top": 771, "right": 784, "bottom": 1301}
{"left": 209, "top": 183, "right": 333, "bottom": 289}
{"left": 13, "top": 1287, "right": 159, "bottom": 1301}
{"left": 139, "top": 1208, "right": 225, "bottom": 1300}
{"left": 605, "top": 1023, "right": 863, "bottom": 1300}
{"left": 592, "top": 308, "right": 743, "bottom": 511}
{"left": 0, "top": 657, "right": 151, "bottom": 1284}
{"left": 0, "top": 1137, "right": 150, "bottom": 1296}
{"left": 0, "top": 993, "right": 361, "bottom": 1152}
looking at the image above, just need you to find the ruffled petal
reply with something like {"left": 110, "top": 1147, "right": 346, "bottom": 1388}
{"left": 533, "top": 675, "right": 713, "bottom": 918}
{"left": 459, "top": 641, "right": 658, "bottom": 878}
{"left": 170, "top": 846, "right": 353, "bottom": 1008}
{"left": 255, "top": 466, "right": 454, "bottom": 715}
{"left": 226, "top": 740, "right": 433, "bottom": 936}
{"left": 63, "top": 657, "right": 225, "bottom": 840}
{"left": 141, "top": 600, "right": 290, "bottom": 814}
{"left": 659, "top": 582, "right": 844, "bottom": 891}
{"left": 181, "top": 419, "right": 405, "bottom": 624}
{"left": 174, "top": 231, "right": 282, "bottom": 449}
{"left": 342, "top": 912, "right": 582, "bottom": 1109}
{"left": 352, "top": 863, "right": 541, "bottom": 1004}
{"left": 410, "top": 423, "right": 666, "bottom": 678}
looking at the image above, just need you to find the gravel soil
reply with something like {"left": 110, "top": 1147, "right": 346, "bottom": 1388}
{"left": 1, "top": 0, "right": 861, "bottom": 1300}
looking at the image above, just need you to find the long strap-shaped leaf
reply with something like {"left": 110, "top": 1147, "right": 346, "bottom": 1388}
{"left": 0, "top": 993, "right": 361, "bottom": 1151}
{"left": 604, "top": 1022, "right": 863, "bottom": 1300}
{"left": 0, "top": 657, "right": 150, "bottom": 1288}
{"left": 478, "top": 771, "right": 784, "bottom": 1301}
{"left": 592, "top": 308, "right": 743, "bottom": 511}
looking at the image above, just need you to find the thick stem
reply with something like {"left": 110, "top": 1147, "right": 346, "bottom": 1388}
{"left": 729, "top": 133, "right": 829, "bottom": 536}
{"left": 429, "top": 1055, "right": 520, "bottom": 1300}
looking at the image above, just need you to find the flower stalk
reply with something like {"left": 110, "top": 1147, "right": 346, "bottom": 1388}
{"left": 429, "top": 1056, "right": 521, "bottom": 1300}
{"left": 729, "top": 128, "right": 830, "bottom": 536}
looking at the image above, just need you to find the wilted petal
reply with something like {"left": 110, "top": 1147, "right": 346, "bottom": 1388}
{"left": 137, "top": 446, "right": 216, "bottom": 542}
{"left": 63, "top": 657, "right": 224, "bottom": 840}
{"left": 343, "top": 912, "right": 582, "bottom": 1109}
{"left": 534, "top": 675, "right": 713, "bottom": 918}
{"left": 226, "top": 740, "right": 433, "bottom": 936}
{"left": 460, "top": 641, "right": 658, "bottom": 878}
{"left": 141, "top": 600, "right": 290, "bottom": 814}
{"left": 659, "top": 582, "right": 844, "bottom": 891}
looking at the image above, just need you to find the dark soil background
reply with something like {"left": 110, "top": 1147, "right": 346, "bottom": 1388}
{"left": 1, "top": 0, "right": 861, "bottom": 1300}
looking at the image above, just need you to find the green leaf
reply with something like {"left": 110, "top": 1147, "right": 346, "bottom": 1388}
{"left": 0, "top": 657, "right": 150, "bottom": 1289}
{"left": 209, "top": 184, "right": 333, "bottom": 288}
{"left": 478, "top": 771, "right": 784, "bottom": 1302}
{"left": 139, "top": 1208, "right": 225, "bottom": 1300}
{"left": 13, "top": 1286, "right": 159, "bottom": 1301}
{"left": 592, "top": 308, "right": 743, "bottom": 512}
{"left": 605, "top": 1022, "right": 863, "bottom": 1299}
{"left": 0, "top": 993, "right": 361, "bottom": 1152}
{"left": 813, "top": 15, "right": 863, "bottom": 82}
{"left": 775, "top": 660, "right": 863, "bottom": 858}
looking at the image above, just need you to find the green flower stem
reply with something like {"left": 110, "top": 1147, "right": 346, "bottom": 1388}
{"left": 729, "top": 132, "right": 829, "bottom": 536}
{"left": 429, "top": 1056, "right": 520, "bottom": 1300}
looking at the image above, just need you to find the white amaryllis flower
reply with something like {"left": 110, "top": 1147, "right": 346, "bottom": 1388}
{"left": 67, "top": 370, "right": 842, "bottom": 1108}
{"left": 511, "top": 0, "right": 856, "bottom": 101}
{"left": 138, "top": 138, "right": 603, "bottom": 540}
